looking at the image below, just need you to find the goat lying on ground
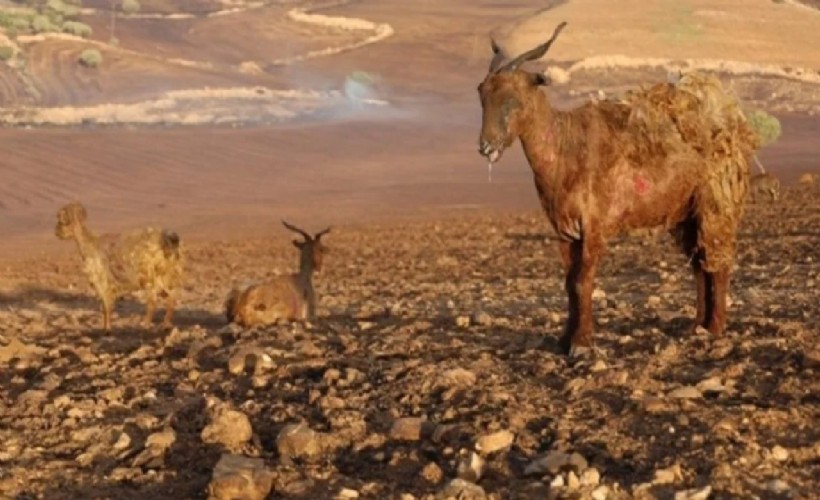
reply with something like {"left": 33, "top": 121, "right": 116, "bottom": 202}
{"left": 477, "top": 22, "right": 758, "bottom": 355}
{"left": 750, "top": 172, "right": 781, "bottom": 203}
{"left": 225, "top": 221, "right": 329, "bottom": 327}
{"left": 55, "top": 202, "right": 183, "bottom": 330}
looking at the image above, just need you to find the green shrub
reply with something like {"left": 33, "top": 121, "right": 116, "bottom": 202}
{"left": 31, "top": 14, "right": 57, "bottom": 33}
{"left": 121, "top": 0, "right": 140, "bottom": 14}
{"left": 62, "top": 20, "right": 92, "bottom": 37}
{"left": 78, "top": 48, "right": 102, "bottom": 67}
{"left": 47, "top": 0, "right": 80, "bottom": 16}
{"left": 0, "top": 46, "right": 14, "bottom": 61}
{"left": 745, "top": 109, "right": 782, "bottom": 147}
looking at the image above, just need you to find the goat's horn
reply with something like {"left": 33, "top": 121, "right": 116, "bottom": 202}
{"left": 488, "top": 37, "right": 506, "bottom": 73}
{"left": 498, "top": 21, "right": 567, "bottom": 73}
{"left": 314, "top": 227, "right": 331, "bottom": 240}
{"left": 282, "top": 220, "right": 311, "bottom": 240}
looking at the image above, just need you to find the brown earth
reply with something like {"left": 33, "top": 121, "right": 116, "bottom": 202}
{"left": 1, "top": 185, "right": 819, "bottom": 499}
{"left": 1, "top": 0, "right": 820, "bottom": 498}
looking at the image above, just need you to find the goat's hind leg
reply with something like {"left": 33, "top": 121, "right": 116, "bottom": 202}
{"left": 674, "top": 219, "right": 711, "bottom": 334}
{"left": 707, "top": 268, "right": 730, "bottom": 335}
{"left": 143, "top": 291, "right": 157, "bottom": 327}
{"left": 162, "top": 292, "right": 176, "bottom": 329}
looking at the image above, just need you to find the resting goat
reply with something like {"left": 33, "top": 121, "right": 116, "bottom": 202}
{"left": 477, "top": 22, "right": 758, "bottom": 355}
{"left": 225, "top": 221, "right": 329, "bottom": 327}
{"left": 55, "top": 202, "right": 182, "bottom": 330}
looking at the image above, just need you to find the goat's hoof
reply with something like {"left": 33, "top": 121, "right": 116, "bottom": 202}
{"left": 568, "top": 344, "right": 594, "bottom": 360}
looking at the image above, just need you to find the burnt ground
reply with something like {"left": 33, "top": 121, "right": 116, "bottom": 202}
{"left": 1, "top": 185, "right": 819, "bottom": 499}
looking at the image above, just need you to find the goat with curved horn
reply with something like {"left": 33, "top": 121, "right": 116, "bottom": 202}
{"left": 477, "top": 21, "right": 758, "bottom": 357}
{"left": 226, "top": 220, "right": 331, "bottom": 326}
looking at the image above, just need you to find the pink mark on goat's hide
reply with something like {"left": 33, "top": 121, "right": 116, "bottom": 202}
{"left": 634, "top": 173, "right": 652, "bottom": 196}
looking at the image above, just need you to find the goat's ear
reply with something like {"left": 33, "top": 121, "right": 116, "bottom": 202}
{"left": 292, "top": 239, "right": 304, "bottom": 248}
{"left": 528, "top": 72, "right": 550, "bottom": 87}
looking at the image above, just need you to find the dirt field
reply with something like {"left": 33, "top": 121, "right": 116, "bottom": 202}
{"left": 1, "top": 185, "right": 819, "bottom": 499}
{"left": 1, "top": 0, "right": 819, "bottom": 498}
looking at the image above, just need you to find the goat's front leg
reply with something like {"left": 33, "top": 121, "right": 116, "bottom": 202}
{"left": 101, "top": 297, "right": 113, "bottom": 331}
{"left": 558, "top": 236, "right": 602, "bottom": 356}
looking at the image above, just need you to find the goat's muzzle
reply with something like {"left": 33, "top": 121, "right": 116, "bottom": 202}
{"left": 479, "top": 140, "right": 502, "bottom": 163}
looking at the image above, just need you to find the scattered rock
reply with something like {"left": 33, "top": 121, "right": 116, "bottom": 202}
{"left": 524, "top": 450, "right": 569, "bottom": 476}
{"left": 580, "top": 467, "right": 601, "bottom": 486}
{"left": 647, "top": 295, "right": 662, "bottom": 307}
{"left": 336, "top": 488, "right": 359, "bottom": 499}
{"left": 767, "top": 479, "right": 790, "bottom": 494}
{"left": 455, "top": 315, "right": 471, "bottom": 328}
{"left": 771, "top": 445, "right": 789, "bottom": 462}
{"left": 567, "top": 452, "right": 588, "bottom": 473}
{"left": 471, "top": 311, "right": 493, "bottom": 326}
{"left": 642, "top": 396, "right": 669, "bottom": 414}
{"left": 674, "top": 485, "right": 712, "bottom": 500}
{"left": 653, "top": 464, "right": 683, "bottom": 485}
{"left": 201, "top": 402, "right": 253, "bottom": 452}
{"left": 566, "top": 470, "right": 580, "bottom": 490}
{"left": 475, "top": 430, "right": 514, "bottom": 455}
{"left": 668, "top": 386, "right": 702, "bottom": 399}
{"left": 207, "top": 454, "right": 273, "bottom": 500}
{"left": 439, "top": 368, "right": 477, "bottom": 388}
{"left": 696, "top": 376, "right": 726, "bottom": 394}
{"left": 420, "top": 462, "right": 444, "bottom": 484}
{"left": 550, "top": 475, "right": 564, "bottom": 489}
{"left": 798, "top": 172, "right": 816, "bottom": 185}
{"left": 591, "top": 485, "right": 610, "bottom": 500}
{"left": 456, "top": 451, "right": 485, "bottom": 482}
{"left": 112, "top": 432, "right": 132, "bottom": 451}
{"left": 132, "top": 429, "right": 176, "bottom": 468}
{"left": 437, "top": 478, "right": 486, "bottom": 499}
{"left": 389, "top": 418, "right": 434, "bottom": 441}
{"left": 276, "top": 424, "right": 323, "bottom": 463}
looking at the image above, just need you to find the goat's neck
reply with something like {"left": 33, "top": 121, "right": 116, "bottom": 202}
{"left": 518, "top": 91, "right": 562, "bottom": 176}
{"left": 72, "top": 225, "right": 102, "bottom": 262}
{"left": 296, "top": 252, "right": 314, "bottom": 288}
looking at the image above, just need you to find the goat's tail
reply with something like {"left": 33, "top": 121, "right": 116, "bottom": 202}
{"left": 161, "top": 230, "right": 181, "bottom": 259}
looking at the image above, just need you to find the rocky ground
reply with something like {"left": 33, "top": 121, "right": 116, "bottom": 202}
{"left": 1, "top": 184, "right": 818, "bottom": 499}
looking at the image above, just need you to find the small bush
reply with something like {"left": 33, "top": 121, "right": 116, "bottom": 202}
{"left": 62, "top": 20, "right": 92, "bottom": 37}
{"left": 121, "top": 0, "right": 141, "bottom": 14}
{"left": 0, "top": 46, "right": 14, "bottom": 61}
{"left": 31, "top": 14, "right": 58, "bottom": 33}
{"left": 745, "top": 109, "right": 782, "bottom": 147}
{"left": 78, "top": 48, "right": 102, "bottom": 68}
{"left": 47, "top": 0, "right": 81, "bottom": 16}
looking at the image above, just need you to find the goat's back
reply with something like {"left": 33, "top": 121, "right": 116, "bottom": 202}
{"left": 102, "top": 227, "right": 183, "bottom": 293}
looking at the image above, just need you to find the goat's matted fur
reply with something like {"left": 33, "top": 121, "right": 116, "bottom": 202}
{"left": 55, "top": 202, "right": 183, "bottom": 330}
{"left": 477, "top": 22, "right": 758, "bottom": 355}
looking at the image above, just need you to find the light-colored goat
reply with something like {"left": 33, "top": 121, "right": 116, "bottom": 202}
{"left": 225, "top": 221, "right": 329, "bottom": 327}
{"left": 55, "top": 202, "right": 183, "bottom": 330}
{"left": 750, "top": 172, "right": 781, "bottom": 203}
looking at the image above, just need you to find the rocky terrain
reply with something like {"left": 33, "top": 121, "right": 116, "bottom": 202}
{"left": 1, "top": 183, "right": 818, "bottom": 499}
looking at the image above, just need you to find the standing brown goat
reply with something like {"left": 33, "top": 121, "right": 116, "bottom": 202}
{"left": 225, "top": 221, "right": 329, "bottom": 327}
{"left": 55, "top": 202, "right": 183, "bottom": 330}
{"left": 478, "top": 22, "right": 758, "bottom": 355}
